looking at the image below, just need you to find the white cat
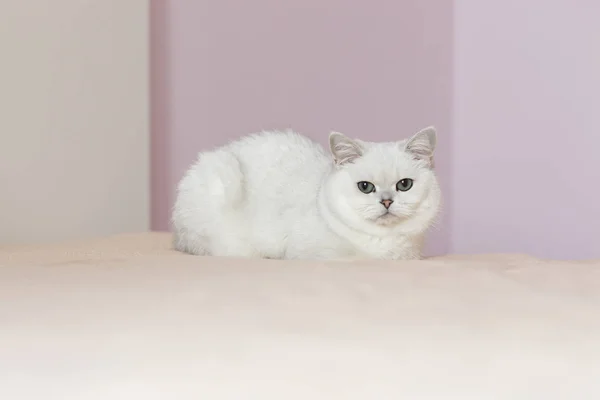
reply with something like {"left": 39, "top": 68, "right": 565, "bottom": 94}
{"left": 172, "top": 127, "right": 441, "bottom": 260}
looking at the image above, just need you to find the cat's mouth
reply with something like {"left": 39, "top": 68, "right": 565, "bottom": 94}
{"left": 374, "top": 212, "right": 401, "bottom": 226}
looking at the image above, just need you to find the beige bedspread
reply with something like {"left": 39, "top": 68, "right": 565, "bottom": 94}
{"left": 1, "top": 233, "right": 599, "bottom": 399}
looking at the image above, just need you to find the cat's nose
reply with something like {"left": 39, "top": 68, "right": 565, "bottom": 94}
{"left": 381, "top": 199, "right": 393, "bottom": 209}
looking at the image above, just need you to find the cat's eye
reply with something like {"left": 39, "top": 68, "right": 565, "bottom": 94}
{"left": 357, "top": 181, "right": 376, "bottom": 194}
{"left": 396, "top": 178, "right": 413, "bottom": 192}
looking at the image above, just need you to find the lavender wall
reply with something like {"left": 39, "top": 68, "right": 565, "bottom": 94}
{"left": 452, "top": 0, "right": 600, "bottom": 259}
{"left": 151, "top": 0, "right": 454, "bottom": 255}
{"left": 151, "top": 1, "right": 599, "bottom": 259}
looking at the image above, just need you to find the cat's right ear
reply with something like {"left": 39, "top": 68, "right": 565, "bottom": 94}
{"left": 329, "top": 132, "right": 363, "bottom": 166}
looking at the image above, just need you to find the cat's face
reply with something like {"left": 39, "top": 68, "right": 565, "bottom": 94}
{"left": 324, "top": 127, "right": 441, "bottom": 236}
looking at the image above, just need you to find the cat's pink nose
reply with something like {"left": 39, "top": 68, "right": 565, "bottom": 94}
{"left": 381, "top": 199, "right": 393, "bottom": 209}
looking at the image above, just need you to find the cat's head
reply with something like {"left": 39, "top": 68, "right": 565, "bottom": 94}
{"left": 322, "top": 126, "right": 441, "bottom": 237}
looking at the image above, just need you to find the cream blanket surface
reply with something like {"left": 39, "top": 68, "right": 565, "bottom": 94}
{"left": 1, "top": 233, "right": 599, "bottom": 399}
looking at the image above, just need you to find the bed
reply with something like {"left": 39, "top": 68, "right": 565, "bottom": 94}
{"left": 1, "top": 233, "right": 599, "bottom": 399}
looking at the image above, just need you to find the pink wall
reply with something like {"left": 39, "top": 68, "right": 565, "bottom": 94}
{"left": 452, "top": 0, "right": 600, "bottom": 259}
{"left": 152, "top": 1, "right": 599, "bottom": 259}
{"left": 151, "top": 0, "right": 454, "bottom": 255}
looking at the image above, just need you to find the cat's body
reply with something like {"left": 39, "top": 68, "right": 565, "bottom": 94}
{"left": 172, "top": 128, "right": 441, "bottom": 260}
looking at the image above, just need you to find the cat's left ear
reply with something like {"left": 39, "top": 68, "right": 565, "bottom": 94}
{"left": 329, "top": 131, "right": 363, "bottom": 166}
{"left": 404, "top": 126, "right": 437, "bottom": 168}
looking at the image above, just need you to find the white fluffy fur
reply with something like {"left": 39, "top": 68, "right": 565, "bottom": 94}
{"left": 172, "top": 127, "right": 441, "bottom": 260}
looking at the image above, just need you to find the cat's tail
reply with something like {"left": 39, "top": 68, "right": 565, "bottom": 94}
{"left": 171, "top": 149, "right": 245, "bottom": 254}
{"left": 194, "top": 149, "right": 246, "bottom": 210}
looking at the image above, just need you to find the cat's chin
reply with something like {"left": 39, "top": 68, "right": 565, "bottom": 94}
{"left": 372, "top": 212, "right": 402, "bottom": 227}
